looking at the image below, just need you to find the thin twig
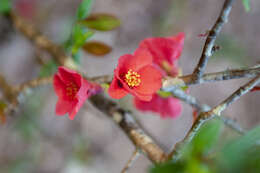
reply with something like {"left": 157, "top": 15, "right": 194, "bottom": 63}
{"left": 192, "top": 0, "right": 235, "bottom": 81}
{"left": 182, "top": 65, "right": 259, "bottom": 85}
{"left": 211, "top": 75, "right": 260, "bottom": 116}
{"left": 14, "top": 76, "right": 53, "bottom": 92}
{"left": 10, "top": 12, "right": 68, "bottom": 66}
{"left": 169, "top": 75, "right": 260, "bottom": 160}
{"left": 121, "top": 149, "right": 140, "bottom": 173}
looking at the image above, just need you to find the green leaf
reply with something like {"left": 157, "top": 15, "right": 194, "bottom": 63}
{"left": 39, "top": 60, "right": 57, "bottom": 77}
{"left": 70, "top": 25, "right": 94, "bottom": 55}
{"left": 157, "top": 90, "right": 172, "bottom": 98}
{"left": 0, "top": 0, "right": 11, "bottom": 14}
{"left": 150, "top": 162, "right": 184, "bottom": 173}
{"left": 242, "top": 0, "right": 250, "bottom": 12}
{"left": 80, "top": 13, "right": 121, "bottom": 31}
{"left": 219, "top": 125, "right": 260, "bottom": 169}
{"left": 76, "top": 0, "right": 93, "bottom": 20}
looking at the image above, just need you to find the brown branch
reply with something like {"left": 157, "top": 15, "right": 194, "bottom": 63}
{"left": 8, "top": 12, "right": 167, "bottom": 164}
{"left": 9, "top": 12, "right": 67, "bottom": 66}
{"left": 90, "top": 95, "right": 167, "bottom": 163}
{"left": 210, "top": 75, "right": 260, "bottom": 116}
{"left": 169, "top": 75, "right": 260, "bottom": 161}
{"left": 181, "top": 65, "right": 260, "bottom": 85}
{"left": 121, "top": 149, "right": 140, "bottom": 173}
{"left": 192, "top": 0, "right": 235, "bottom": 81}
{"left": 14, "top": 76, "right": 53, "bottom": 92}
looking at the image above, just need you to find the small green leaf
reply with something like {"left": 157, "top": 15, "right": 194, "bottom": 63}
{"left": 242, "top": 0, "right": 250, "bottom": 12}
{"left": 80, "top": 13, "right": 120, "bottom": 31}
{"left": 71, "top": 25, "right": 94, "bottom": 55}
{"left": 83, "top": 41, "right": 112, "bottom": 56}
{"left": 0, "top": 0, "right": 11, "bottom": 14}
{"left": 76, "top": 0, "right": 93, "bottom": 20}
{"left": 157, "top": 90, "right": 172, "bottom": 98}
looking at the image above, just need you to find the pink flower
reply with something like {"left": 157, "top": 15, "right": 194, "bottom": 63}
{"left": 134, "top": 33, "right": 185, "bottom": 118}
{"left": 15, "top": 0, "right": 36, "bottom": 19}
{"left": 134, "top": 94, "right": 182, "bottom": 118}
{"left": 108, "top": 48, "right": 162, "bottom": 101}
{"left": 53, "top": 66, "right": 100, "bottom": 120}
{"left": 139, "top": 32, "right": 185, "bottom": 76}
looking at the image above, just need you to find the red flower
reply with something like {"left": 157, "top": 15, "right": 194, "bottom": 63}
{"left": 139, "top": 32, "right": 185, "bottom": 76}
{"left": 15, "top": 0, "right": 36, "bottom": 19}
{"left": 108, "top": 48, "right": 162, "bottom": 101}
{"left": 53, "top": 67, "right": 96, "bottom": 120}
{"left": 251, "top": 86, "right": 260, "bottom": 92}
{"left": 133, "top": 33, "right": 185, "bottom": 118}
{"left": 134, "top": 94, "right": 182, "bottom": 119}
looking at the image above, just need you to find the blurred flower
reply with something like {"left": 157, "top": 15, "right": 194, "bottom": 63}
{"left": 53, "top": 66, "right": 100, "bottom": 120}
{"left": 134, "top": 33, "right": 185, "bottom": 118}
{"left": 15, "top": 0, "right": 36, "bottom": 19}
{"left": 108, "top": 48, "right": 162, "bottom": 101}
{"left": 134, "top": 94, "right": 182, "bottom": 119}
{"left": 251, "top": 86, "right": 260, "bottom": 92}
{"left": 139, "top": 32, "right": 185, "bottom": 76}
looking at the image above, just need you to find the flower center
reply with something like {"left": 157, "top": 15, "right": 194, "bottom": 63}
{"left": 125, "top": 69, "right": 141, "bottom": 87}
{"left": 66, "top": 82, "right": 79, "bottom": 99}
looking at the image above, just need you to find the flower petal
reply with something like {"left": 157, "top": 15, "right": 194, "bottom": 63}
{"left": 69, "top": 97, "right": 87, "bottom": 120}
{"left": 58, "top": 66, "right": 81, "bottom": 86}
{"left": 55, "top": 98, "right": 76, "bottom": 116}
{"left": 53, "top": 74, "right": 66, "bottom": 98}
{"left": 134, "top": 94, "right": 153, "bottom": 102}
{"left": 139, "top": 33, "right": 185, "bottom": 66}
{"left": 108, "top": 77, "right": 128, "bottom": 99}
{"left": 134, "top": 65, "right": 162, "bottom": 95}
{"left": 117, "top": 48, "right": 153, "bottom": 73}
{"left": 134, "top": 94, "right": 182, "bottom": 119}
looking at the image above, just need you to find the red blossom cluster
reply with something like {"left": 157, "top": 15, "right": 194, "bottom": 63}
{"left": 53, "top": 67, "right": 101, "bottom": 120}
{"left": 133, "top": 33, "right": 185, "bottom": 118}
{"left": 53, "top": 33, "right": 185, "bottom": 119}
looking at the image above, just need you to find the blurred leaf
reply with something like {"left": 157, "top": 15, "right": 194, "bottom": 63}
{"left": 157, "top": 90, "right": 172, "bottom": 98}
{"left": 39, "top": 59, "right": 57, "bottom": 77}
{"left": 83, "top": 41, "right": 112, "bottom": 56}
{"left": 218, "top": 125, "right": 260, "bottom": 170}
{"left": 0, "top": 0, "right": 11, "bottom": 14}
{"left": 151, "top": 162, "right": 185, "bottom": 173}
{"left": 76, "top": 0, "right": 93, "bottom": 20}
{"left": 242, "top": 0, "right": 250, "bottom": 12}
{"left": 71, "top": 25, "right": 94, "bottom": 55}
{"left": 80, "top": 13, "right": 120, "bottom": 31}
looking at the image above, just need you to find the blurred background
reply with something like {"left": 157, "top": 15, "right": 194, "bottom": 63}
{"left": 0, "top": 0, "right": 259, "bottom": 172}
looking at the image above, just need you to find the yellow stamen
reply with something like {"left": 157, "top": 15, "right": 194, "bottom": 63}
{"left": 125, "top": 69, "right": 141, "bottom": 87}
{"left": 66, "top": 82, "right": 79, "bottom": 99}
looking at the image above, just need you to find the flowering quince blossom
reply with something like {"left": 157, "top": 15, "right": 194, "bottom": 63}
{"left": 134, "top": 94, "right": 182, "bottom": 119}
{"left": 139, "top": 32, "right": 185, "bottom": 76}
{"left": 134, "top": 33, "right": 185, "bottom": 118}
{"left": 53, "top": 66, "right": 101, "bottom": 120}
{"left": 108, "top": 48, "right": 162, "bottom": 101}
